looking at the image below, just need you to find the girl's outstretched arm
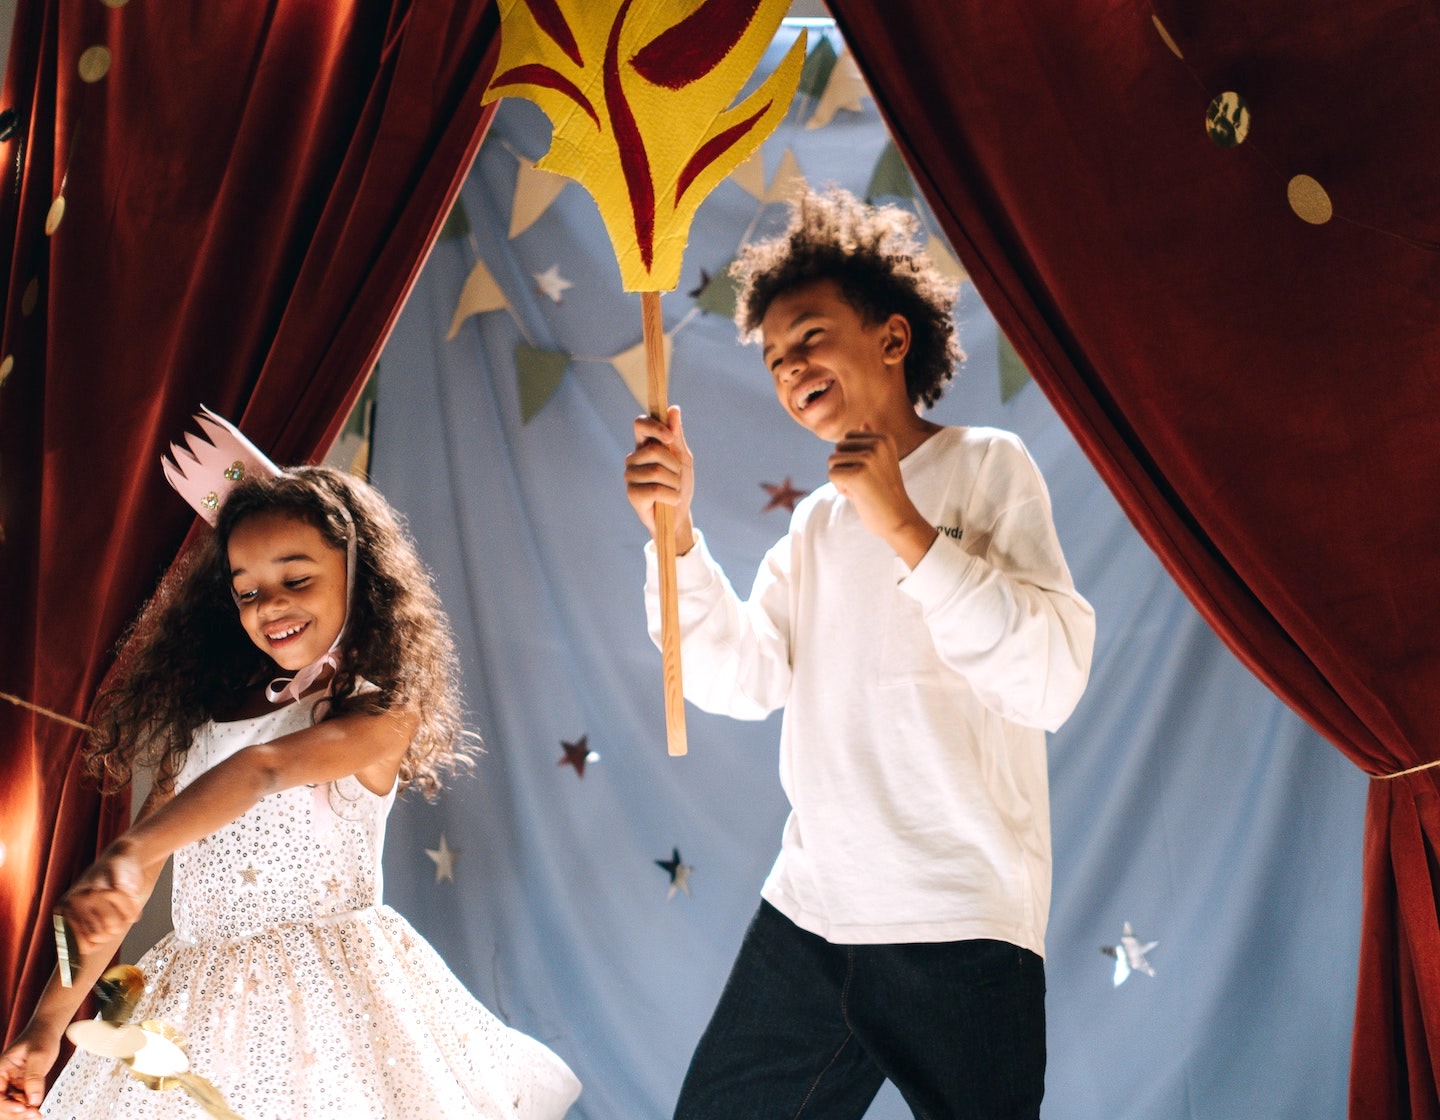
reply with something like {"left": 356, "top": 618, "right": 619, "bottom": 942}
{"left": 57, "top": 706, "right": 419, "bottom": 953}
{"left": 0, "top": 785, "right": 173, "bottom": 1118}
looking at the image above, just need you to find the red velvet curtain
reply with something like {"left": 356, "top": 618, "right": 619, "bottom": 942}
{"left": 827, "top": 0, "right": 1440, "bottom": 1113}
{"left": 0, "top": 0, "right": 499, "bottom": 1045}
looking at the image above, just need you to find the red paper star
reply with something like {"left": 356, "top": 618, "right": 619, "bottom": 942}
{"left": 559, "top": 735, "right": 599, "bottom": 778}
{"left": 761, "top": 476, "right": 808, "bottom": 513}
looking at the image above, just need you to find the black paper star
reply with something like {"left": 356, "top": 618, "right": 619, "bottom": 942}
{"left": 654, "top": 847, "right": 692, "bottom": 899}
{"left": 559, "top": 735, "right": 599, "bottom": 778}
{"left": 761, "top": 477, "right": 809, "bottom": 513}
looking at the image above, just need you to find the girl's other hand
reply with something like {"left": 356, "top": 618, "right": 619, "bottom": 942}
{"left": 0, "top": 1029, "right": 59, "bottom": 1117}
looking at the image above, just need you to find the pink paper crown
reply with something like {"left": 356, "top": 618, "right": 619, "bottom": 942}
{"left": 161, "top": 407, "right": 282, "bottom": 525}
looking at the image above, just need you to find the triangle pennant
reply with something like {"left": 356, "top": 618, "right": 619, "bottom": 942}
{"left": 996, "top": 331, "right": 1032, "bottom": 403}
{"left": 797, "top": 35, "right": 839, "bottom": 99}
{"left": 437, "top": 197, "right": 471, "bottom": 241}
{"left": 763, "top": 149, "right": 808, "bottom": 205}
{"left": 510, "top": 156, "right": 568, "bottom": 239}
{"left": 806, "top": 48, "right": 869, "bottom": 131}
{"left": 695, "top": 263, "right": 741, "bottom": 319}
{"left": 730, "top": 149, "right": 767, "bottom": 200}
{"left": 865, "top": 140, "right": 916, "bottom": 202}
{"left": 610, "top": 334, "right": 675, "bottom": 409}
{"left": 447, "top": 258, "right": 509, "bottom": 340}
{"left": 925, "top": 235, "right": 968, "bottom": 286}
{"left": 515, "top": 344, "right": 572, "bottom": 422}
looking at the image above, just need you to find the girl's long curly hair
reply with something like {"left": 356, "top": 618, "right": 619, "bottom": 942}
{"left": 732, "top": 187, "right": 964, "bottom": 408}
{"left": 87, "top": 467, "right": 469, "bottom": 798}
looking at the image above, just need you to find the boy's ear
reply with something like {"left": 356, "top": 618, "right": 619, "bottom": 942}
{"left": 882, "top": 313, "right": 912, "bottom": 364}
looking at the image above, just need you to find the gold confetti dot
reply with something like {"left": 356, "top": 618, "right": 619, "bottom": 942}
{"left": 1205, "top": 92, "right": 1250, "bottom": 147}
{"left": 21, "top": 278, "right": 38, "bottom": 317}
{"left": 1152, "top": 14, "right": 1183, "bottom": 59}
{"left": 77, "top": 45, "right": 112, "bottom": 84}
{"left": 1287, "top": 175, "right": 1333, "bottom": 224}
{"left": 0, "top": 355, "right": 13, "bottom": 385}
{"left": 45, "top": 195, "right": 65, "bottom": 235}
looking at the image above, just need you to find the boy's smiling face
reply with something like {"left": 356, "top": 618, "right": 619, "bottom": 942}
{"left": 760, "top": 278, "right": 911, "bottom": 442}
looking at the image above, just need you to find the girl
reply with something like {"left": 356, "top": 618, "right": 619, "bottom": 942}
{"left": 0, "top": 421, "right": 581, "bottom": 1120}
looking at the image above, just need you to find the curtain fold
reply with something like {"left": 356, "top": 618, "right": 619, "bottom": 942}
{"left": 0, "top": 0, "right": 499, "bottom": 1046}
{"left": 825, "top": 0, "right": 1440, "bottom": 1113}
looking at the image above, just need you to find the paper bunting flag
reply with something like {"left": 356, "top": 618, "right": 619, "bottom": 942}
{"left": 925, "top": 234, "right": 968, "bottom": 286}
{"left": 997, "top": 331, "right": 1032, "bottom": 402}
{"left": 437, "top": 197, "right": 471, "bottom": 241}
{"left": 510, "top": 155, "right": 569, "bottom": 239}
{"left": 763, "top": 148, "right": 808, "bottom": 205}
{"left": 797, "top": 35, "right": 839, "bottom": 99}
{"left": 729, "top": 149, "right": 767, "bottom": 200}
{"left": 483, "top": 0, "right": 807, "bottom": 292}
{"left": 448, "top": 258, "right": 509, "bottom": 339}
{"left": 694, "top": 262, "right": 740, "bottom": 319}
{"left": 610, "top": 333, "right": 673, "bottom": 408}
{"left": 516, "top": 344, "right": 572, "bottom": 422}
{"left": 806, "top": 47, "right": 868, "bottom": 130}
{"left": 865, "top": 140, "right": 915, "bottom": 202}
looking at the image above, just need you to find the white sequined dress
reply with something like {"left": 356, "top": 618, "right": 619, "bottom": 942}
{"left": 43, "top": 699, "right": 581, "bottom": 1120}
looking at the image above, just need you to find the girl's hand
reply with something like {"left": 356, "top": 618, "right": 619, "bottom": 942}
{"left": 624, "top": 405, "right": 696, "bottom": 554}
{"left": 55, "top": 843, "right": 150, "bottom": 954}
{"left": 0, "top": 1028, "right": 59, "bottom": 1117}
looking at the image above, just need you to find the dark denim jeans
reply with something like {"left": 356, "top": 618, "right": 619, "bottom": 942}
{"left": 674, "top": 901, "right": 1045, "bottom": 1120}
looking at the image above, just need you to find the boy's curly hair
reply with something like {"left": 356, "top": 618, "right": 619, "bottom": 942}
{"left": 731, "top": 187, "right": 963, "bottom": 408}
{"left": 87, "top": 466, "right": 470, "bottom": 798}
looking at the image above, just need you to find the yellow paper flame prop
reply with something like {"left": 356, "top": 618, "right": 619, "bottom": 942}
{"left": 484, "top": 0, "right": 806, "bottom": 292}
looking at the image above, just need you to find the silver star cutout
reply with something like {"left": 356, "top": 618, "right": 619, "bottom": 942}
{"left": 426, "top": 834, "right": 458, "bottom": 883}
{"left": 1100, "top": 921, "right": 1159, "bottom": 987}
{"left": 534, "top": 264, "right": 573, "bottom": 303}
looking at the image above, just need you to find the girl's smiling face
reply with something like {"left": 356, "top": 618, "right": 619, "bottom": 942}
{"left": 227, "top": 511, "right": 348, "bottom": 672}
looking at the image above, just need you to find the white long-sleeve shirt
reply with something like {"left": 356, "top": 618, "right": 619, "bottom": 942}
{"left": 645, "top": 426, "right": 1095, "bottom": 953}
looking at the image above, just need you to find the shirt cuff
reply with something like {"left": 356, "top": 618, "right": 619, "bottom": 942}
{"left": 897, "top": 531, "right": 980, "bottom": 611}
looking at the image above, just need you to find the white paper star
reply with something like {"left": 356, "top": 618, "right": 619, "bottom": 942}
{"left": 426, "top": 834, "right": 458, "bottom": 883}
{"left": 534, "top": 264, "right": 573, "bottom": 303}
{"left": 1101, "top": 921, "right": 1159, "bottom": 987}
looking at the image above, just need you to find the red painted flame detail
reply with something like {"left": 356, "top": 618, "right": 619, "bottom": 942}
{"left": 520, "top": 0, "right": 584, "bottom": 68}
{"left": 604, "top": 0, "right": 655, "bottom": 271}
{"left": 675, "top": 101, "right": 769, "bottom": 205}
{"left": 492, "top": 64, "right": 599, "bottom": 127}
{"left": 630, "top": 0, "right": 763, "bottom": 90}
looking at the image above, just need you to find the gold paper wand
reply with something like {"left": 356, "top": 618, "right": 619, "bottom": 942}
{"left": 483, "top": 0, "right": 806, "bottom": 756}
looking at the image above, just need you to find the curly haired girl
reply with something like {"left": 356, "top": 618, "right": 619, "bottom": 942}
{"left": 1, "top": 417, "right": 580, "bottom": 1120}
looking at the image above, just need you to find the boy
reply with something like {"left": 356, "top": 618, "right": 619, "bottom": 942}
{"left": 624, "top": 189, "right": 1095, "bottom": 1119}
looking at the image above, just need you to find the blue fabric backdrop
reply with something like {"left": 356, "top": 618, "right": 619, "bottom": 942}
{"left": 371, "top": 30, "right": 1369, "bottom": 1120}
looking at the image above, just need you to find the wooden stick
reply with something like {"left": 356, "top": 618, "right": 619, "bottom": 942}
{"left": 642, "top": 290, "right": 687, "bottom": 756}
